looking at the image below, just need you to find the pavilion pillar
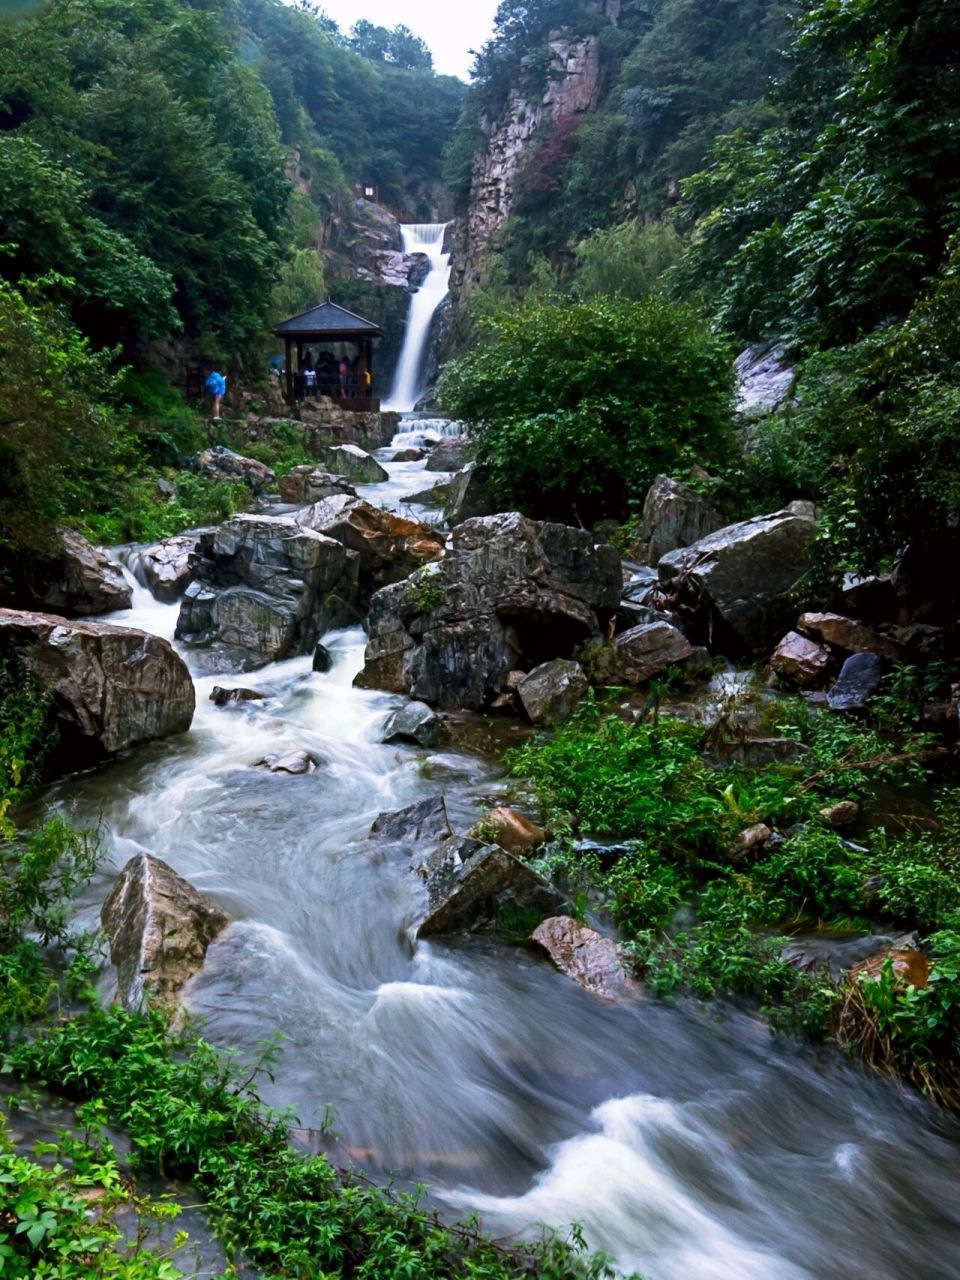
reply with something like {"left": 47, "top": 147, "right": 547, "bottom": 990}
{"left": 284, "top": 338, "right": 293, "bottom": 402}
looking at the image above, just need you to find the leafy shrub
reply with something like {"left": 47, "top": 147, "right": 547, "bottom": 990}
{"left": 438, "top": 296, "right": 735, "bottom": 523}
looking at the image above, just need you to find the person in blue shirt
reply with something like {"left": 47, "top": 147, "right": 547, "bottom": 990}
{"left": 204, "top": 368, "right": 227, "bottom": 420}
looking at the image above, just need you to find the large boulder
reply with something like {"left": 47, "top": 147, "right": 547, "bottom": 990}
{"left": 529, "top": 916, "right": 642, "bottom": 1002}
{"left": 827, "top": 652, "right": 884, "bottom": 711}
{"left": 297, "top": 495, "right": 444, "bottom": 602}
{"left": 658, "top": 502, "right": 818, "bottom": 653}
{"left": 310, "top": 443, "right": 389, "bottom": 485}
{"left": 444, "top": 462, "right": 499, "bottom": 525}
{"left": 637, "top": 476, "right": 724, "bottom": 563}
{"left": 425, "top": 436, "right": 472, "bottom": 472}
{"left": 101, "top": 854, "right": 229, "bottom": 1011}
{"left": 593, "top": 620, "right": 693, "bottom": 687}
{"left": 381, "top": 701, "right": 443, "bottom": 747}
{"left": 0, "top": 609, "right": 194, "bottom": 772}
{"left": 175, "top": 514, "right": 359, "bottom": 670}
{"left": 278, "top": 467, "right": 357, "bottom": 505}
{"left": 355, "top": 513, "right": 621, "bottom": 711}
{"left": 797, "top": 611, "right": 902, "bottom": 660}
{"left": 416, "top": 835, "right": 564, "bottom": 938}
{"left": 517, "top": 659, "right": 588, "bottom": 727}
{"left": 132, "top": 535, "right": 195, "bottom": 603}
{"left": 186, "top": 445, "right": 276, "bottom": 495}
{"left": 0, "top": 528, "right": 132, "bottom": 617}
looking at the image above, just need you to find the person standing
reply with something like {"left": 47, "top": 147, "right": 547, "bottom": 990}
{"left": 205, "top": 366, "right": 227, "bottom": 420}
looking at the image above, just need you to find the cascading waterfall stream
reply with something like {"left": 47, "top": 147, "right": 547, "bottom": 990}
{"left": 46, "top": 440, "right": 960, "bottom": 1280}
{"left": 384, "top": 224, "right": 451, "bottom": 413}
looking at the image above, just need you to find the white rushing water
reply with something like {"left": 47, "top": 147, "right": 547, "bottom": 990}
{"left": 384, "top": 224, "right": 452, "bottom": 413}
{"left": 53, "top": 427, "right": 960, "bottom": 1279}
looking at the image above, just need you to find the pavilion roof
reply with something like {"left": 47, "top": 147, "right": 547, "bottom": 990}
{"left": 273, "top": 299, "right": 384, "bottom": 338}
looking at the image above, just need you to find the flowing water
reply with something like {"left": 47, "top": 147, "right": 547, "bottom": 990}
{"left": 43, "top": 432, "right": 960, "bottom": 1279}
{"left": 384, "top": 225, "right": 452, "bottom": 413}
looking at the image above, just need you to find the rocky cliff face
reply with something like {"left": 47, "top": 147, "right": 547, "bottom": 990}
{"left": 452, "top": 0, "right": 620, "bottom": 292}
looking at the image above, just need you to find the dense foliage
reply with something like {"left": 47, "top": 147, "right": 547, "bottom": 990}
{"left": 439, "top": 295, "right": 734, "bottom": 521}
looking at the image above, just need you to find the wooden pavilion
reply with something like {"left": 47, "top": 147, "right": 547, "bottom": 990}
{"left": 273, "top": 300, "right": 385, "bottom": 410}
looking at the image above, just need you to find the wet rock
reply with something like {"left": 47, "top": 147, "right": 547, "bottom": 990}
{"left": 312, "top": 642, "right": 332, "bottom": 673}
{"left": 298, "top": 495, "right": 443, "bottom": 602}
{"left": 445, "top": 463, "right": 498, "bottom": 525}
{"left": 391, "top": 447, "right": 425, "bottom": 462}
{"left": 403, "top": 480, "right": 450, "bottom": 508}
{"left": 101, "top": 853, "right": 229, "bottom": 1011}
{"left": 253, "top": 749, "right": 318, "bottom": 774}
{"left": 0, "top": 609, "right": 194, "bottom": 772}
{"left": 594, "top": 621, "right": 693, "bottom": 687}
{"left": 1, "top": 528, "right": 133, "bottom": 617}
{"left": 637, "top": 475, "right": 724, "bottom": 563}
{"left": 570, "top": 839, "right": 633, "bottom": 867}
{"left": 528, "top": 916, "right": 641, "bottom": 1002}
{"left": 482, "top": 806, "right": 547, "bottom": 856}
{"left": 771, "top": 631, "right": 833, "bottom": 686}
{"left": 356, "top": 513, "right": 621, "bottom": 711}
{"left": 798, "top": 612, "right": 902, "bottom": 659}
{"left": 517, "top": 659, "right": 589, "bottom": 727}
{"left": 382, "top": 701, "right": 443, "bottom": 747}
{"left": 735, "top": 342, "right": 795, "bottom": 417}
{"left": 850, "top": 946, "right": 930, "bottom": 989}
{"left": 186, "top": 445, "right": 276, "bottom": 494}
{"left": 135, "top": 536, "right": 194, "bottom": 603}
{"left": 278, "top": 467, "right": 358, "bottom": 505}
{"left": 416, "top": 836, "right": 564, "bottom": 938}
{"left": 311, "top": 443, "right": 389, "bottom": 485}
{"left": 209, "top": 686, "right": 264, "bottom": 706}
{"left": 175, "top": 514, "right": 359, "bottom": 670}
{"left": 782, "top": 931, "right": 916, "bottom": 981}
{"left": 708, "top": 737, "right": 809, "bottom": 768}
{"left": 730, "top": 823, "right": 773, "bottom": 861}
{"left": 370, "top": 796, "right": 452, "bottom": 847}
{"left": 621, "top": 566, "right": 660, "bottom": 605}
{"left": 827, "top": 652, "right": 884, "bottom": 712}
{"left": 819, "top": 800, "right": 860, "bottom": 829}
{"left": 658, "top": 503, "right": 818, "bottom": 653}
{"left": 426, "top": 436, "right": 472, "bottom": 472}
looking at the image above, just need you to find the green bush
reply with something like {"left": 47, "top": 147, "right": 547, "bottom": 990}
{"left": 438, "top": 296, "right": 735, "bottom": 523}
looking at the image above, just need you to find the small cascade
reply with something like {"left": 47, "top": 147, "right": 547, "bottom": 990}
{"left": 384, "top": 223, "right": 451, "bottom": 413}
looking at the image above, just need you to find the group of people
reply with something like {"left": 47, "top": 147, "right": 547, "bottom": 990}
{"left": 299, "top": 351, "right": 371, "bottom": 399}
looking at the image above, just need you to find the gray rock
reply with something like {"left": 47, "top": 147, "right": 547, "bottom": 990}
{"left": 518, "top": 659, "right": 588, "bottom": 727}
{"left": 637, "top": 476, "right": 724, "bottom": 563}
{"left": 278, "top": 467, "right": 358, "bottom": 505}
{"left": 186, "top": 445, "right": 276, "bottom": 495}
{"left": 445, "top": 462, "right": 498, "bottom": 525}
{"left": 382, "top": 701, "right": 443, "bottom": 747}
{"left": 595, "top": 621, "right": 693, "bottom": 686}
{"left": 529, "top": 916, "right": 641, "bottom": 1002}
{"left": 210, "top": 686, "right": 264, "bottom": 706}
{"left": 827, "top": 652, "right": 884, "bottom": 711}
{"left": 175, "top": 514, "right": 359, "bottom": 670}
{"left": 101, "top": 853, "right": 229, "bottom": 1011}
{"left": 771, "top": 631, "right": 832, "bottom": 686}
{"left": 312, "top": 642, "right": 332, "bottom": 673}
{"left": 13, "top": 528, "right": 133, "bottom": 617}
{"left": 416, "top": 836, "right": 564, "bottom": 938}
{"left": 0, "top": 609, "right": 194, "bottom": 772}
{"left": 370, "top": 796, "right": 452, "bottom": 846}
{"left": 311, "top": 443, "right": 389, "bottom": 485}
{"left": 253, "top": 749, "right": 318, "bottom": 774}
{"left": 391, "top": 448, "right": 425, "bottom": 462}
{"left": 134, "top": 536, "right": 195, "bottom": 603}
{"left": 403, "top": 481, "right": 450, "bottom": 508}
{"left": 426, "top": 436, "right": 472, "bottom": 472}
{"left": 356, "top": 513, "right": 621, "bottom": 711}
{"left": 658, "top": 503, "right": 818, "bottom": 653}
{"left": 735, "top": 342, "right": 795, "bottom": 417}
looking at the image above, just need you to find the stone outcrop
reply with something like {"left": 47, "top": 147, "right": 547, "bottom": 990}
{"left": 133, "top": 536, "right": 194, "bottom": 603}
{"left": 827, "top": 652, "right": 884, "bottom": 711}
{"left": 444, "top": 463, "right": 499, "bottom": 526}
{"left": 382, "top": 701, "right": 443, "bottom": 747}
{"left": 517, "top": 659, "right": 588, "bottom": 726}
{"left": 175, "top": 514, "right": 359, "bottom": 670}
{"left": 309, "top": 443, "right": 389, "bottom": 485}
{"left": 593, "top": 621, "right": 693, "bottom": 687}
{"left": 356, "top": 513, "right": 620, "bottom": 710}
{"left": 734, "top": 342, "right": 795, "bottom": 417}
{"left": 101, "top": 853, "right": 229, "bottom": 1011}
{"left": 297, "top": 495, "right": 444, "bottom": 602}
{"left": 658, "top": 502, "right": 818, "bottom": 653}
{"left": 771, "top": 631, "right": 832, "bottom": 686}
{"left": 425, "top": 436, "right": 472, "bottom": 472}
{"left": 529, "top": 916, "right": 641, "bottom": 1002}
{"left": 300, "top": 404, "right": 400, "bottom": 452}
{"left": 798, "top": 612, "right": 902, "bottom": 660}
{"left": 1, "top": 528, "right": 132, "bottom": 617}
{"left": 0, "top": 609, "right": 194, "bottom": 771}
{"left": 278, "top": 467, "right": 357, "bottom": 506}
{"left": 186, "top": 445, "right": 276, "bottom": 494}
{"left": 416, "top": 835, "right": 565, "bottom": 938}
{"left": 370, "top": 796, "right": 453, "bottom": 848}
{"left": 637, "top": 476, "right": 723, "bottom": 563}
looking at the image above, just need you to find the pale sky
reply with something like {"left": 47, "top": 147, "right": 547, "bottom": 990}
{"left": 316, "top": 0, "right": 501, "bottom": 80}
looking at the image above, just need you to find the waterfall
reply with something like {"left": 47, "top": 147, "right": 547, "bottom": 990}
{"left": 384, "top": 223, "right": 451, "bottom": 413}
